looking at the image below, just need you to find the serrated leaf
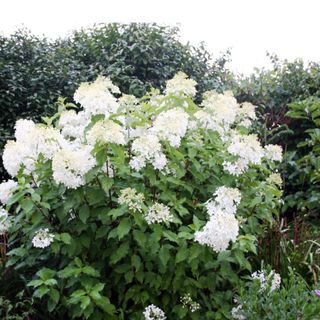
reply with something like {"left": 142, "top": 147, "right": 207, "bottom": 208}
{"left": 116, "top": 217, "right": 132, "bottom": 239}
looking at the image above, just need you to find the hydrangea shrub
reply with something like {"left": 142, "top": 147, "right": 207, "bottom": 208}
{"left": 0, "top": 72, "right": 282, "bottom": 319}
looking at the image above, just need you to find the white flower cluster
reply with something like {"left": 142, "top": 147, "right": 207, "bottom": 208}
{"left": 195, "top": 186, "right": 241, "bottom": 252}
{"left": 86, "top": 119, "right": 125, "bottom": 146}
{"left": 0, "top": 208, "right": 10, "bottom": 234}
{"left": 52, "top": 146, "right": 96, "bottom": 189}
{"left": 74, "top": 76, "right": 120, "bottom": 118}
{"left": 144, "top": 203, "right": 174, "bottom": 225}
{"left": 0, "top": 180, "right": 17, "bottom": 204}
{"left": 165, "top": 72, "right": 197, "bottom": 97}
{"left": 236, "top": 102, "right": 257, "bottom": 127}
{"left": 180, "top": 293, "right": 201, "bottom": 312}
{"left": 3, "top": 120, "right": 66, "bottom": 176}
{"left": 267, "top": 173, "right": 283, "bottom": 186}
{"left": 231, "top": 304, "right": 246, "bottom": 320}
{"left": 151, "top": 108, "right": 189, "bottom": 147}
{"left": 143, "top": 304, "right": 166, "bottom": 320}
{"left": 118, "top": 188, "right": 144, "bottom": 212}
{"left": 129, "top": 134, "right": 167, "bottom": 171}
{"left": 58, "top": 110, "right": 89, "bottom": 141}
{"left": 251, "top": 270, "right": 281, "bottom": 292}
{"left": 223, "top": 133, "right": 264, "bottom": 176}
{"left": 264, "top": 144, "right": 283, "bottom": 162}
{"left": 206, "top": 186, "right": 242, "bottom": 216}
{"left": 32, "top": 228, "right": 54, "bottom": 248}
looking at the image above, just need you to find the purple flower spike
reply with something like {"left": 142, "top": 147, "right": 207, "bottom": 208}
{"left": 315, "top": 289, "right": 320, "bottom": 298}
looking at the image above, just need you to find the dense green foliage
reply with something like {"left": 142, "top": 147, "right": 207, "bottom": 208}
{"left": 0, "top": 24, "right": 231, "bottom": 179}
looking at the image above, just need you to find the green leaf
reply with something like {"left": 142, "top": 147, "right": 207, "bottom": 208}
{"left": 79, "top": 205, "right": 90, "bottom": 223}
{"left": 116, "top": 217, "right": 132, "bottom": 240}
{"left": 99, "top": 175, "right": 114, "bottom": 194}
{"left": 159, "top": 245, "right": 171, "bottom": 267}
{"left": 20, "top": 198, "right": 34, "bottom": 213}
{"left": 110, "top": 242, "right": 130, "bottom": 264}
{"left": 80, "top": 296, "right": 91, "bottom": 310}
{"left": 131, "top": 254, "right": 141, "bottom": 272}
{"left": 95, "top": 296, "right": 116, "bottom": 315}
{"left": 176, "top": 246, "right": 188, "bottom": 263}
{"left": 60, "top": 233, "right": 72, "bottom": 245}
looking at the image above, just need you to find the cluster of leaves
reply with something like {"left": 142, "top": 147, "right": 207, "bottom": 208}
{"left": 0, "top": 23, "right": 231, "bottom": 180}
{"left": 234, "top": 271, "right": 320, "bottom": 319}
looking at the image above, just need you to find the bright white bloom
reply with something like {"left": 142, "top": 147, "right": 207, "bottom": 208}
{"left": 202, "top": 91, "right": 239, "bottom": 127}
{"left": 32, "top": 228, "right": 54, "bottom": 248}
{"left": 180, "top": 293, "right": 201, "bottom": 313}
{"left": 0, "top": 208, "right": 10, "bottom": 234}
{"left": 0, "top": 180, "right": 17, "bottom": 204}
{"left": 223, "top": 133, "right": 264, "bottom": 175}
{"left": 58, "top": 110, "right": 89, "bottom": 141}
{"left": 251, "top": 270, "right": 281, "bottom": 292}
{"left": 86, "top": 119, "right": 125, "bottom": 145}
{"left": 14, "top": 119, "right": 36, "bottom": 140}
{"left": 119, "top": 94, "right": 139, "bottom": 112}
{"left": 52, "top": 146, "right": 96, "bottom": 188}
{"left": 267, "top": 173, "right": 283, "bottom": 186}
{"left": 3, "top": 125, "right": 66, "bottom": 176}
{"left": 264, "top": 144, "right": 283, "bottom": 162}
{"left": 151, "top": 108, "right": 189, "bottom": 147}
{"left": 143, "top": 304, "right": 166, "bottom": 320}
{"left": 165, "top": 72, "right": 197, "bottom": 97}
{"left": 236, "top": 102, "right": 256, "bottom": 127}
{"left": 130, "top": 134, "right": 167, "bottom": 171}
{"left": 195, "top": 210, "right": 239, "bottom": 252}
{"left": 206, "top": 186, "right": 241, "bottom": 216}
{"left": 118, "top": 188, "right": 144, "bottom": 212}
{"left": 231, "top": 304, "right": 246, "bottom": 320}
{"left": 145, "top": 203, "right": 174, "bottom": 224}
{"left": 74, "top": 76, "right": 120, "bottom": 118}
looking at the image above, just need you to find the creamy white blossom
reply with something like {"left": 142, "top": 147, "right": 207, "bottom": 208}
{"left": 0, "top": 180, "right": 17, "bottom": 204}
{"left": 143, "top": 304, "right": 166, "bottom": 320}
{"left": 130, "top": 134, "right": 167, "bottom": 171}
{"left": 267, "top": 173, "right": 283, "bottom": 186}
{"left": 3, "top": 124, "right": 66, "bottom": 176}
{"left": 59, "top": 110, "right": 89, "bottom": 141}
{"left": 14, "top": 119, "right": 36, "bottom": 140}
{"left": 205, "top": 186, "right": 241, "bottom": 216}
{"left": 264, "top": 144, "right": 283, "bottom": 162}
{"left": 32, "top": 228, "right": 54, "bottom": 248}
{"left": 180, "top": 293, "right": 201, "bottom": 313}
{"left": 118, "top": 188, "right": 144, "bottom": 212}
{"left": 151, "top": 108, "right": 189, "bottom": 147}
{"left": 74, "top": 76, "right": 120, "bottom": 118}
{"left": 236, "top": 102, "right": 257, "bottom": 127}
{"left": 195, "top": 210, "right": 239, "bottom": 252}
{"left": 165, "top": 71, "right": 197, "bottom": 97}
{"left": 0, "top": 208, "right": 10, "bottom": 234}
{"left": 52, "top": 146, "right": 96, "bottom": 188}
{"left": 251, "top": 270, "right": 281, "bottom": 292}
{"left": 145, "top": 203, "right": 174, "bottom": 224}
{"left": 86, "top": 119, "right": 126, "bottom": 145}
{"left": 231, "top": 304, "right": 246, "bottom": 320}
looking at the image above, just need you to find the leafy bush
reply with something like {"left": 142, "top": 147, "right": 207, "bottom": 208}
{"left": 232, "top": 270, "right": 320, "bottom": 319}
{"left": 1, "top": 73, "right": 282, "bottom": 319}
{"left": 0, "top": 24, "right": 231, "bottom": 180}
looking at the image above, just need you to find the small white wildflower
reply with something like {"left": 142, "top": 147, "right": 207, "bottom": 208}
{"left": 143, "top": 304, "right": 166, "bottom": 320}
{"left": 32, "top": 228, "right": 54, "bottom": 248}
{"left": 231, "top": 304, "right": 246, "bottom": 320}
{"left": 251, "top": 270, "right": 281, "bottom": 292}
{"left": 165, "top": 72, "right": 197, "bottom": 97}
{"left": 180, "top": 293, "right": 201, "bottom": 313}
{"left": 118, "top": 188, "right": 144, "bottom": 212}
{"left": 145, "top": 203, "right": 174, "bottom": 224}
{"left": 267, "top": 173, "right": 283, "bottom": 186}
{"left": 0, "top": 180, "right": 17, "bottom": 204}
{"left": 264, "top": 144, "right": 283, "bottom": 162}
{"left": 0, "top": 208, "right": 10, "bottom": 234}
